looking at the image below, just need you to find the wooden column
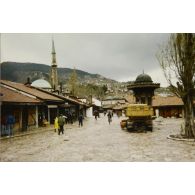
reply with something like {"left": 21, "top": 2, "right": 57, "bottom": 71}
{"left": 48, "top": 107, "right": 50, "bottom": 124}
{"left": 20, "top": 107, "right": 23, "bottom": 130}
{"left": 35, "top": 105, "right": 38, "bottom": 128}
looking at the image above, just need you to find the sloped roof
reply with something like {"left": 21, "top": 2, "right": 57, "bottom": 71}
{"left": 152, "top": 95, "right": 183, "bottom": 107}
{"left": 0, "top": 85, "right": 41, "bottom": 104}
{"left": 0, "top": 80, "right": 62, "bottom": 102}
{"left": 32, "top": 86, "right": 88, "bottom": 106}
{"left": 60, "top": 94, "right": 87, "bottom": 106}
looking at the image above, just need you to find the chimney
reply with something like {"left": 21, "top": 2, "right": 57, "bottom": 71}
{"left": 60, "top": 82, "right": 63, "bottom": 94}
{"left": 25, "top": 77, "right": 32, "bottom": 86}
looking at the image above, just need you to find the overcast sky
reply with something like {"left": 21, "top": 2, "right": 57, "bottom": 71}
{"left": 1, "top": 33, "right": 170, "bottom": 86}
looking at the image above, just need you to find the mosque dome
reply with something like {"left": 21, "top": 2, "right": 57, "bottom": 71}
{"left": 135, "top": 73, "right": 153, "bottom": 83}
{"left": 31, "top": 79, "right": 52, "bottom": 89}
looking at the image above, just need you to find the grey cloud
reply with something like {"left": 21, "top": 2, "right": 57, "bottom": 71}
{"left": 1, "top": 33, "right": 170, "bottom": 86}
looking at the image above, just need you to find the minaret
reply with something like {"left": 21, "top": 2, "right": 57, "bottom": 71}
{"left": 50, "top": 39, "right": 58, "bottom": 90}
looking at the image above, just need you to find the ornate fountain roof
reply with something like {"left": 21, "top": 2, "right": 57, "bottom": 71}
{"left": 128, "top": 72, "right": 160, "bottom": 90}
{"left": 135, "top": 73, "right": 153, "bottom": 83}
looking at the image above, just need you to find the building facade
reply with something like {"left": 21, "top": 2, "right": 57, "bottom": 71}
{"left": 153, "top": 95, "right": 185, "bottom": 118}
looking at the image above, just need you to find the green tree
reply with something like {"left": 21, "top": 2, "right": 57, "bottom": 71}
{"left": 102, "top": 84, "right": 108, "bottom": 94}
{"left": 157, "top": 33, "right": 195, "bottom": 138}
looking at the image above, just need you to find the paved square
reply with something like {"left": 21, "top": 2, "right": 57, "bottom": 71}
{"left": 0, "top": 115, "right": 195, "bottom": 161}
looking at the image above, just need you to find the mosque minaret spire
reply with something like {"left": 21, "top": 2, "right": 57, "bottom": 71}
{"left": 50, "top": 38, "right": 58, "bottom": 90}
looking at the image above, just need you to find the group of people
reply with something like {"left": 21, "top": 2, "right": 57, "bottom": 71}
{"left": 0, "top": 110, "right": 114, "bottom": 138}
{"left": 0, "top": 114, "right": 15, "bottom": 137}
{"left": 54, "top": 114, "right": 66, "bottom": 135}
{"left": 54, "top": 113, "right": 84, "bottom": 135}
{"left": 54, "top": 109, "right": 114, "bottom": 136}
{"left": 95, "top": 110, "right": 113, "bottom": 124}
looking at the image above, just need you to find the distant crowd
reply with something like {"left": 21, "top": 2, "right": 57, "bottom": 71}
{"left": 0, "top": 109, "right": 119, "bottom": 137}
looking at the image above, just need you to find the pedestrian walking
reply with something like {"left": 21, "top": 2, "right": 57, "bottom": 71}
{"left": 54, "top": 116, "right": 59, "bottom": 132}
{"left": 78, "top": 113, "right": 84, "bottom": 127}
{"left": 94, "top": 110, "right": 99, "bottom": 120}
{"left": 58, "top": 114, "right": 65, "bottom": 135}
{"left": 6, "top": 114, "right": 15, "bottom": 136}
{"left": 107, "top": 111, "right": 112, "bottom": 125}
{"left": 69, "top": 112, "right": 73, "bottom": 124}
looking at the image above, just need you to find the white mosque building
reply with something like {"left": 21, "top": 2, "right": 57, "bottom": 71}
{"left": 31, "top": 79, "right": 52, "bottom": 91}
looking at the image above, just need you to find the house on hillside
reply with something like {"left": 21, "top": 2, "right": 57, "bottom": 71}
{"left": 101, "top": 96, "right": 128, "bottom": 113}
{"left": 102, "top": 96, "right": 128, "bottom": 106}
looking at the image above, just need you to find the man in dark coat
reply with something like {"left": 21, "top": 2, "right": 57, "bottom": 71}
{"left": 107, "top": 111, "right": 112, "bottom": 125}
{"left": 6, "top": 114, "right": 15, "bottom": 136}
{"left": 94, "top": 110, "right": 99, "bottom": 120}
{"left": 78, "top": 113, "right": 84, "bottom": 127}
{"left": 58, "top": 114, "right": 65, "bottom": 135}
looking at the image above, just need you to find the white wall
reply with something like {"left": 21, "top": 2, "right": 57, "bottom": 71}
{"left": 155, "top": 109, "right": 159, "bottom": 117}
{"left": 92, "top": 98, "right": 101, "bottom": 107}
{"left": 86, "top": 107, "right": 93, "bottom": 117}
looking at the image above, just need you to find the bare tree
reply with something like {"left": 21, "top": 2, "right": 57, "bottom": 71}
{"left": 157, "top": 33, "right": 195, "bottom": 138}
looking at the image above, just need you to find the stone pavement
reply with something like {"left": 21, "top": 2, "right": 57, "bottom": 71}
{"left": 0, "top": 126, "right": 55, "bottom": 140}
{"left": 0, "top": 115, "right": 195, "bottom": 162}
{"left": 0, "top": 123, "right": 76, "bottom": 140}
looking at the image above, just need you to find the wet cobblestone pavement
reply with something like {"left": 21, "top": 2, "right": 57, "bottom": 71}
{"left": 0, "top": 115, "right": 195, "bottom": 161}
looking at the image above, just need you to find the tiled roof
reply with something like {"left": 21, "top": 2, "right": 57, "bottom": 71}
{"left": 0, "top": 80, "right": 63, "bottom": 102}
{"left": 0, "top": 85, "right": 41, "bottom": 104}
{"left": 152, "top": 95, "right": 183, "bottom": 107}
{"left": 63, "top": 95, "right": 86, "bottom": 105}
{"left": 33, "top": 87, "right": 87, "bottom": 106}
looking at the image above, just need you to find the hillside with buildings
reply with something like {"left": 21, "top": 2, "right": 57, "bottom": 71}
{"left": 0, "top": 61, "right": 117, "bottom": 85}
{"left": 0, "top": 61, "right": 129, "bottom": 98}
{"left": 0, "top": 61, "right": 172, "bottom": 99}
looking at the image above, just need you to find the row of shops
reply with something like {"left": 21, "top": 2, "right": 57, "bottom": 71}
{"left": 0, "top": 80, "right": 89, "bottom": 136}
{"left": 101, "top": 94, "right": 195, "bottom": 118}
{"left": 1, "top": 79, "right": 193, "bottom": 137}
